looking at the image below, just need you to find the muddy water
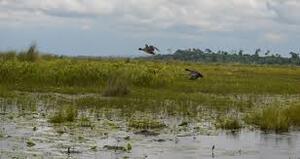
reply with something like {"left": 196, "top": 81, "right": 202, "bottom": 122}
{"left": 0, "top": 105, "right": 300, "bottom": 159}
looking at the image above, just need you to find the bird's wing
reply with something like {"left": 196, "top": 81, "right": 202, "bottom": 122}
{"left": 198, "top": 72, "right": 204, "bottom": 77}
{"left": 185, "top": 68, "right": 193, "bottom": 72}
{"left": 154, "top": 47, "right": 160, "bottom": 51}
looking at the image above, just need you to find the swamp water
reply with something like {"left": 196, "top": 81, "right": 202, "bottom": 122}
{"left": 0, "top": 96, "right": 299, "bottom": 159}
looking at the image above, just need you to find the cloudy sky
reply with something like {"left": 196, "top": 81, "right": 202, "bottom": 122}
{"left": 0, "top": 0, "right": 299, "bottom": 56}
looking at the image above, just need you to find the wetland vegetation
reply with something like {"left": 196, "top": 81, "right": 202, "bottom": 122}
{"left": 0, "top": 47, "right": 300, "bottom": 158}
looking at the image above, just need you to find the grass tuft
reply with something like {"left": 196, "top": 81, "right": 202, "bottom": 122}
{"left": 244, "top": 103, "right": 300, "bottom": 132}
{"left": 216, "top": 116, "right": 242, "bottom": 130}
{"left": 103, "top": 73, "right": 130, "bottom": 97}
{"left": 128, "top": 119, "right": 166, "bottom": 129}
{"left": 49, "top": 105, "right": 77, "bottom": 123}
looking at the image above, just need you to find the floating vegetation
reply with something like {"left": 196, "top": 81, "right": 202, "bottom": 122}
{"left": 90, "top": 145, "right": 97, "bottom": 151}
{"left": 178, "top": 121, "right": 189, "bottom": 127}
{"left": 26, "top": 139, "right": 36, "bottom": 147}
{"left": 134, "top": 130, "right": 160, "bottom": 136}
{"left": 103, "top": 145, "right": 127, "bottom": 152}
{"left": 124, "top": 136, "right": 130, "bottom": 140}
{"left": 79, "top": 116, "right": 93, "bottom": 127}
{"left": 128, "top": 119, "right": 166, "bottom": 129}
{"left": 103, "top": 120, "right": 119, "bottom": 129}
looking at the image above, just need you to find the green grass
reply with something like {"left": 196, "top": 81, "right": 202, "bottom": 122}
{"left": 103, "top": 73, "right": 130, "bottom": 97}
{"left": 49, "top": 105, "right": 78, "bottom": 123}
{"left": 0, "top": 58, "right": 299, "bottom": 95}
{"left": 0, "top": 55, "right": 300, "bottom": 131}
{"left": 244, "top": 103, "right": 300, "bottom": 132}
{"left": 128, "top": 119, "right": 166, "bottom": 129}
{"left": 216, "top": 115, "right": 242, "bottom": 130}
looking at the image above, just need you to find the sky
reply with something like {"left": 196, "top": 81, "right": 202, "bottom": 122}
{"left": 0, "top": 0, "right": 300, "bottom": 57}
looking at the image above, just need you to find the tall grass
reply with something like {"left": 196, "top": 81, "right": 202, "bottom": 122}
{"left": 0, "top": 43, "right": 40, "bottom": 62}
{"left": 103, "top": 73, "right": 130, "bottom": 97}
{"left": 18, "top": 43, "right": 40, "bottom": 62}
{"left": 0, "top": 59, "right": 299, "bottom": 94}
{"left": 0, "top": 60, "right": 177, "bottom": 92}
{"left": 244, "top": 103, "right": 300, "bottom": 132}
{"left": 0, "top": 51, "right": 17, "bottom": 61}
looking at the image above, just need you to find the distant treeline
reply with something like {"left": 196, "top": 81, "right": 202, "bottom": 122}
{"left": 147, "top": 49, "right": 300, "bottom": 65}
{"left": 1, "top": 44, "right": 300, "bottom": 65}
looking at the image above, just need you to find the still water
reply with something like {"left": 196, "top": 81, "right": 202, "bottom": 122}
{"left": 1, "top": 114, "right": 299, "bottom": 159}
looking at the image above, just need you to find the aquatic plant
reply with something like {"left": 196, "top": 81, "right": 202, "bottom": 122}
{"left": 134, "top": 129, "right": 160, "bottom": 136}
{"left": 90, "top": 145, "right": 97, "bottom": 151}
{"left": 65, "top": 105, "right": 78, "bottom": 122}
{"left": 79, "top": 116, "right": 93, "bottom": 127}
{"left": 244, "top": 103, "right": 300, "bottom": 132}
{"left": 216, "top": 116, "right": 242, "bottom": 130}
{"left": 49, "top": 105, "right": 78, "bottom": 123}
{"left": 128, "top": 119, "right": 166, "bottom": 129}
{"left": 49, "top": 110, "right": 65, "bottom": 123}
{"left": 103, "top": 145, "right": 127, "bottom": 152}
{"left": 0, "top": 56, "right": 299, "bottom": 132}
{"left": 126, "top": 143, "right": 132, "bottom": 152}
{"left": 26, "top": 139, "right": 36, "bottom": 147}
{"left": 178, "top": 121, "right": 189, "bottom": 127}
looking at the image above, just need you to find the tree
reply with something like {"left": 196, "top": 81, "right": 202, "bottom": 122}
{"left": 290, "top": 52, "right": 299, "bottom": 59}
{"left": 289, "top": 52, "right": 300, "bottom": 65}
{"left": 255, "top": 48, "right": 261, "bottom": 57}
{"left": 205, "top": 49, "right": 212, "bottom": 54}
{"left": 238, "top": 50, "right": 243, "bottom": 56}
{"left": 265, "top": 50, "right": 270, "bottom": 56}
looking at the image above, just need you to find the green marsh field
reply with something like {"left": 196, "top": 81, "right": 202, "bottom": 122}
{"left": 0, "top": 50, "right": 300, "bottom": 158}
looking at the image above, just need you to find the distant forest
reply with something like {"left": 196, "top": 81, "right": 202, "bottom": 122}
{"left": 147, "top": 49, "right": 300, "bottom": 65}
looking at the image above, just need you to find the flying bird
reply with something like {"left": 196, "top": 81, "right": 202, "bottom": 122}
{"left": 185, "top": 68, "right": 204, "bottom": 80}
{"left": 139, "top": 44, "right": 159, "bottom": 55}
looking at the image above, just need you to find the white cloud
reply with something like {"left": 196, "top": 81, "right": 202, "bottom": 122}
{"left": 0, "top": 0, "right": 300, "bottom": 33}
{"left": 267, "top": 0, "right": 300, "bottom": 25}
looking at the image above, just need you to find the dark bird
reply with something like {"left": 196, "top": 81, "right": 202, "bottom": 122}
{"left": 185, "top": 68, "right": 204, "bottom": 80}
{"left": 139, "top": 44, "right": 159, "bottom": 55}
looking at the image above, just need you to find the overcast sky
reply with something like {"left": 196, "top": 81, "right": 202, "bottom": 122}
{"left": 0, "top": 0, "right": 299, "bottom": 56}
